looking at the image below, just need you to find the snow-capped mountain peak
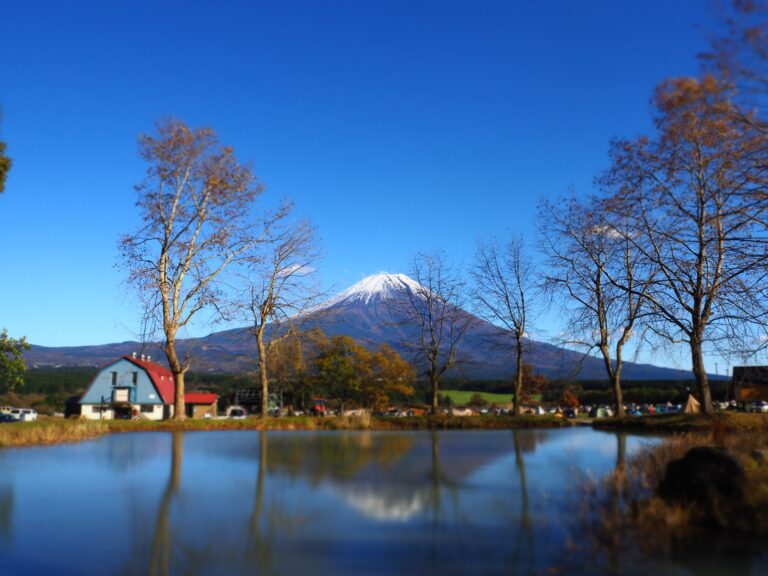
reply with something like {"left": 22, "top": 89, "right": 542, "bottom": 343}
{"left": 313, "top": 272, "right": 423, "bottom": 311}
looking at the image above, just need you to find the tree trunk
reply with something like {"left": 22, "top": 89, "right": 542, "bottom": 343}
{"left": 610, "top": 373, "right": 625, "bottom": 417}
{"left": 430, "top": 372, "right": 439, "bottom": 415}
{"left": 172, "top": 371, "right": 186, "bottom": 420}
{"left": 612, "top": 346, "right": 626, "bottom": 417}
{"left": 514, "top": 334, "right": 523, "bottom": 416}
{"left": 599, "top": 344, "right": 625, "bottom": 417}
{"left": 690, "top": 335, "right": 714, "bottom": 415}
{"left": 256, "top": 325, "right": 269, "bottom": 417}
{"left": 165, "top": 340, "right": 186, "bottom": 421}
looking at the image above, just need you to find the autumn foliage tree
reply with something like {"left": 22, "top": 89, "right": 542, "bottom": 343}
{"left": 560, "top": 389, "right": 580, "bottom": 409}
{"left": 266, "top": 327, "right": 327, "bottom": 411}
{"left": 705, "top": 0, "right": 768, "bottom": 109}
{"left": 121, "top": 118, "right": 264, "bottom": 420}
{"left": 315, "top": 336, "right": 362, "bottom": 414}
{"left": 520, "top": 362, "right": 548, "bottom": 403}
{"left": 314, "top": 335, "right": 415, "bottom": 412}
{"left": 364, "top": 344, "right": 416, "bottom": 411}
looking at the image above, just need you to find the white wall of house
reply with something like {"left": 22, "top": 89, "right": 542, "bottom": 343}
{"left": 138, "top": 404, "right": 164, "bottom": 421}
{"left": 81, "top": 405, "right": 115, "bottom": 420}
{"left": 81, "top": 403, "right": 166, "bottom": 420}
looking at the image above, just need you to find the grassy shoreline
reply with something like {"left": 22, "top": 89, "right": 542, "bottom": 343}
{"left": 2, "top": 412, "right": 766, "bottom": 449}
{"left": 0, "top": 414, "right": 574, "bottom": 448}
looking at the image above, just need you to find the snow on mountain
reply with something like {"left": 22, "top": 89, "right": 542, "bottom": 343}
{"left": 310, "top": 272, "right": 423, "bottom": 312}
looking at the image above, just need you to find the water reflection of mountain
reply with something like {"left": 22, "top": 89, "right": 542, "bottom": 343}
{"left": 257, "top": 431, "right": 545, "bottom": 482}
{"left": 261, "top": 430, "right": 548, "bottom": 522}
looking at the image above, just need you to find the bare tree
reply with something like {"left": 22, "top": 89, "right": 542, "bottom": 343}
{"left": 540, "top": 194, "right": 653, "bottom": 417}
{"left": 243, "top": 210, "right": 320, "bottom": 417}
{"left": 602, "top": 76, "right": 768, "bottom": 414}
{"left": 121, "top": 118, "right": 264, "bottom": 420}
{"left": 404, "top": 251, "right": 470, "bottom": 414}
{"left": 472, "top": 236, "right": 534, "bottom": 416}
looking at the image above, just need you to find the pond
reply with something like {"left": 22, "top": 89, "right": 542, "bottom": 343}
{"left": 0, "top": 428, "right": 758, "bottom": 575}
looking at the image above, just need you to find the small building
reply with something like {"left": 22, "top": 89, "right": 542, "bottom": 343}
{"left": 184, "top": 393, "right": 218, "bottom": 419}
{"left": 79, "top": 354, "right": 217, "bottom": 420}
{"left": 731, "top": 366, "right": 768, "bottom": 402}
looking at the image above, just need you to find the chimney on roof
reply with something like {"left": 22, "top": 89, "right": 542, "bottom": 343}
{"left": 141, "top": 354, "right": 146, "bottom": 361}
{"left": 147, "top": 355, "right": 151, "bottom": 362}
{"left": 131, "top": 352, "right": 137, "bottom": 359}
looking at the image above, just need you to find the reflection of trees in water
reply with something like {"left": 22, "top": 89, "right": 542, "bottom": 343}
{"left": 509, "top": 429, "right": 535, "bottom": 573}
{"left": 245, "top": 430, "right": 273, "bottom": 573}
{"left": 606, "top": 432, "right": 629, "bottom": 573}
{"left": 422, "top": 430, "right": 548, "bottom": 573}
{"left": 426, "top": 430, "right": 455, "bottom": 566}
{"left": 148, "top": 432, "right": 183, "bottom": 576}
{"left": 129, "top": 430, "right": 555, "bottom": 575}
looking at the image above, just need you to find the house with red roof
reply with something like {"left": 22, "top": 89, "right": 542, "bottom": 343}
{"left": 79, "top": 354, "right": 217, "bottom": 420}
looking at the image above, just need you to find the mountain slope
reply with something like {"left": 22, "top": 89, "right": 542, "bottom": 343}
{"left": 25, "top": 272, "right": 694, "bottom": 380}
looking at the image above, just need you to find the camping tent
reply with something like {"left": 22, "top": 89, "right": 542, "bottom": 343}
{"left": 683, "top": 394, "right": 701, "bottom": 414}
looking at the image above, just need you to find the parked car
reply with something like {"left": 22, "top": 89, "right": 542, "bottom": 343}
{"left": 228, "top": 407, "right": 248, "bottom": 419}
{"left": 9, "top": 408, "right": 38, "bottom": 422}
{"left": 23, "top": 409, "right": 37, "bottom": 421}
{"left": 0, "top": 414, "right": 16, "bottom": 423}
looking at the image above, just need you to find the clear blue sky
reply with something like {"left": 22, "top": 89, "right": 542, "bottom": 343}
{"left": 1, "top": 1, "right": 724, "bottom": 371}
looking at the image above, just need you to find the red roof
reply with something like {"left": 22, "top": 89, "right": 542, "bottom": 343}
{"left": 184, "top": 393, "right": 218, "bottom": 405}
{"left": 123, "top": 355, "right": 176, "bottom": 404}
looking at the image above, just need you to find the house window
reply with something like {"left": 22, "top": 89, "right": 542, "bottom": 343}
{"left": 132, "top": 371, "right": 138, "bottom": 385}
{"left": 111, "top": 372, "right": 117, "bottom": 386}
{"left": 140, "top": 405, "right": 155, "bottom": 413}
{"left": 113, "top": 388, "right": 130, "bottom": 403}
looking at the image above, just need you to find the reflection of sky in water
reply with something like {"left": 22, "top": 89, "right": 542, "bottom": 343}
{"left": 0, "top": 429, "right": 686, "bottom": 576}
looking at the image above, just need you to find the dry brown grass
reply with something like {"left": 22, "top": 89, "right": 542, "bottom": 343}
{"left": 580, "top": 427, "right": 768, "bottom": 570}
{"left": 0, "top": 419, "right": 109, "bottom": 448}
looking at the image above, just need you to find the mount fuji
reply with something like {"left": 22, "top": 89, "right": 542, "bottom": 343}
{"left": 26, "top": 272, "right": 691, "bottom": 380}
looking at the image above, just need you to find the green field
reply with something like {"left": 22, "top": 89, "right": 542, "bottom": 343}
{"left": 441, "top": 390, "right": 514, "bottom": 405}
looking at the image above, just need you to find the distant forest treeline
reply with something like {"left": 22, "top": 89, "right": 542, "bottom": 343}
{"left": 9, "top": 368, "right": 726, "bottom": 412}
